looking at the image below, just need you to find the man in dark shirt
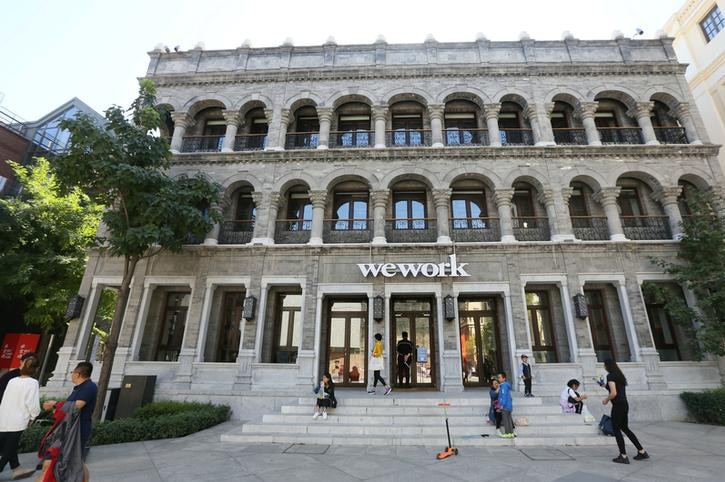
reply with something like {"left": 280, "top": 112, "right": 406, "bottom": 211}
{"left": 0, "top": 351, "right": 36, "bottom": 403}
{"left": 396, "top": 332, "right": 414, "bottom": 387}
{"left": 43, "top": 362, "right": 98, "bottom": 451}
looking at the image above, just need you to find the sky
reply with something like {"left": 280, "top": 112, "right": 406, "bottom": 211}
{"left": 1, "top": 0, "right": 686, "bottom": 120}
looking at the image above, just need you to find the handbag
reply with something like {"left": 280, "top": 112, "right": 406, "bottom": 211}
{"left": 582, "top": 405, "right": 595, "bottom": 425}
{"left": 514, "top": 416, "right": 529, "bottom": 426}
{"left": 370, "top": 355, "right": 384, "bottom": 371}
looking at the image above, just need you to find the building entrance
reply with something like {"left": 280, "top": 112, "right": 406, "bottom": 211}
{"left": 325, "top": 299, "right": 368, "bottom": 387}
{"left": 391, "top": 298, "right": 436, "bottom": 388}
{"left": 459, "top": 297, "right": 501, "bottom": 387}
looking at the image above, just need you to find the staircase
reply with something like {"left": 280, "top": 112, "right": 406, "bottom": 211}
{"left": 221, "top": 391, "right": 611, "bottom": 447}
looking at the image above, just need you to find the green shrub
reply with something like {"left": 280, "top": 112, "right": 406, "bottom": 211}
{"left": 19, "top": 401, "right": 230, "bottom": 453}
{"left": 681, "top": 388, "right": 725, "bottom": 425}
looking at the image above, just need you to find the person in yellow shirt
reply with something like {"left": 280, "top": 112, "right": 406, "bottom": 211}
{"left": 368, "top": 333, "right": 392, "bottom": 395}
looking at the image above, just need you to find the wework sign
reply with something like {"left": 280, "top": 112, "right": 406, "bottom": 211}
{"left": 357, "top": 254, "right": 470, "bottom": 278}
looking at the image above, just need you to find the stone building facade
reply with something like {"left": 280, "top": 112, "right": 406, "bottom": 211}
{"left": 47, "top": 35, "right": 725, "bottom": 408}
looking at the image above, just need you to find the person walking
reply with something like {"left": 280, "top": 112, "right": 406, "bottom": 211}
{"left": 368, "top": 333, "right": 392, "bottom": 395}
{"left": 0, "top": 352, "right": 37, "bottom": 404}
{"left": 601, "top": 358, "right": 649, "bottom": 464}
{"left": 519, "top": 354, "right": 534, "bottom": 397}
{"left": 496, "top": 371, "right": 515, "bottom": 438}
{"left": 0, "top": 354, "right": 40, "bottom": 480}
{"left": 396, "top": 332, "right": 414, "bottom": 387}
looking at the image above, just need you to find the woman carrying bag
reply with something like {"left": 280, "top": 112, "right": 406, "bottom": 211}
{"left": 368, "top": 333, "right": 392, "bottom": 395}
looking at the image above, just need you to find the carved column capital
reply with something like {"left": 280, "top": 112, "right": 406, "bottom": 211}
{"left": 575, "top": 102, "right": 599, "bottom": 120}
{"left": 263, "top": 108, "right": 275, "bottom": 123}
{"left": 651, "top": 186, "right": 682, "bottom": 206}
{"left": 279, "top": 108, "right": 290, "bottom": 126}
{"left": 268, "top": 191, "right": 281, "bottom": 207}
{"left": 251, "top": 191, "right": 265, "bottom": 206}
{"left": 543, "top": 102, "right": 556, "bottom": 118}
{"left": 309, "top": 190, "right": 328, "bottom": 208}
{"left": 593, "top": 187, "right": 622, "bottom": 206}
{"left": 523, "top": 105, "right": 538, "bottom": 121}
{"left": 536, "top": 189, "right": 556, "bottom": 207}
{"left": 370, "top": 190, "right": 390, "bottom": 209}
{"left": 317, "top": 107, "right": 334, "bottom": 123}
{"left": 673, "top": 102, "right": 692, "bottom": 120}
{"left": 170, "top": 111, "right": 194, "bottom": 128}
{"left": 561, "top": 187, "right": 574, "bottom": 204}
{"left": 432, "top": 189, "right": 452, "bottom": 208}
{"left": 427, "top": 104, "right": 445, "bottom": 121}
{"left": 372, "top": 106, "right": 389, "bottom": 122}
{"left": 483, "top": 103, "right": 502, "bottom": 121}
{"left": 629, "top": 101, "right": 655, "bottom": 120}
{"left": 494, "top": 188, "right": 515, "bottom": 207}
{"left": 222, "top": 110, "right": 241, "bottom": 126}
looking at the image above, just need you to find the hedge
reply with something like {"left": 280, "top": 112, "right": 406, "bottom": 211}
{"left": 19, "top": 401, "right": 230, "bottom": 453}
{"left": 680, "top": 388, "right": 725, "bottom": 426}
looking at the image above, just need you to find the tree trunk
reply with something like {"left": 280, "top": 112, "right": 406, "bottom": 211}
{"left": 91, "top": 256, "right": 138, "bottom": 423}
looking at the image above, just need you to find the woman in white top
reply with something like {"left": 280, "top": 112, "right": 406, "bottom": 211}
{"left": 0, "top": 355, "right": 40, "bottom": 480}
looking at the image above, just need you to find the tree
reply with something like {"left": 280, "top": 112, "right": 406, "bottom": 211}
{"left": 652, "top": 190, "right": 725, "bottom": 356}
{"left": 0, "top": 158, "right": 102, "bottom": 331}
{"left": 53, "top": 80, "right": 221, "bottom": 422}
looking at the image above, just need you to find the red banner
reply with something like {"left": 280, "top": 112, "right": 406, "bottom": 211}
{"left": 0, "top": 333, "right": 41, "bottom": 370}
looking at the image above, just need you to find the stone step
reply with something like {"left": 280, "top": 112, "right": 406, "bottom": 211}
{"left": 263, "top": 413, "right": 585, "bottom": 425}
{"left": 296, "top": 395, "right": 544, "bottom": 407}
{"left": 281, "top": 404, "right": 562, "bottom": 416}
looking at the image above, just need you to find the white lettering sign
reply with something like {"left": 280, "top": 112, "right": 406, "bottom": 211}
{"left": 357, "top": 255, "right": 470, "bottom": 278}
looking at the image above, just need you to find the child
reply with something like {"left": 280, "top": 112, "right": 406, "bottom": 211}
{"left": 488, "top": 378, "right": 501, "bottom": 428}
{"left": 313, "top": 373, "right": 336, "bottom": 420}
{"left": 496, "top": 371, "right": 515, "bottom": 437}
{"left": 368, "top": 333, "right": 392, "bottom": 395}
{"left": 519, "top": 354, "right": 533, "bottom": 397}
{"left": 560, "top": 378, "right": 588, "bottom": 414}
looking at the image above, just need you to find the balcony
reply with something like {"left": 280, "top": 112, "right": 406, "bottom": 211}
{"left": 219, "top": 220, "right": 254, "bottom": 244}
{"left": 621, "top": 215, "right": 672, "bottom": 240}
{"left": 654, "top": 127, "right": 688, "bottom": 144}
{"left": 285, "top": 132, "right": 319, "bottom": 150}
{"left": 385, "top": 218, "right": 437, "bottom": 243}
{"left": 512, "top": 217, "right": 550, "bottom": 241}
{"left": 181, "top": 135, "right": 223, "bottom": 153}
{"left": 234, "top": 134, "right": 267, "bottom": 151}
{"left": 597, "top": 127, "right": 642, "bottom": 145}
{"left": 322, "top": 219, "right": 373, "bottom": 243}
{"left": 500, "top": 128, "right": 534, "bottom": 146}
{"left": 444, "top": 128, "right": 489, "bottom": 146}
{"left": 450, "top": 218, "right": 501, "bottom": 242}
{"left": 553, "top": 128, "right": 587, "bottom": 145}
{"left": 330, "top": 130, "right": 374, "bottom": 148}
{"left": 274, "top": 219, "right": 311, "bottom": 244}
{"left": 571, "top": 216, "right": 609, "bottom": 240}
{"left": 386, "top": 129, "right": 432, "bottom": 147}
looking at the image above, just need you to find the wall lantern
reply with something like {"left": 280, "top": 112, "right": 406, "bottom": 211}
{"left": 373, "top": 295, "right": 384, "bottom": 321}
{"left": 243, "top": 295, "right": 257, "bottom": 321}
{"left": 65, "top": 294, "right": 85, "bottom": 321}
{"left": 573, "top": 293, "right": 588, "bottom": 319}
{"left": 443, "top": 295, "right": 456, "bottom": 321}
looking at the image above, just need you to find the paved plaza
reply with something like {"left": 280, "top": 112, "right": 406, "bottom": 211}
{"left": 8, "top": 419, "right": 723, "bottom": 482}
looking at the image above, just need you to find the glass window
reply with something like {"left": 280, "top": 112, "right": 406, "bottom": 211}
{"left": 334, "top": 192, "right": 368, "bottom": 230}
{"left": 568, "top": 186, "right": 589, "bottom": 217}
{"left": 274, "top": 292, "right": 302, "bottom": 363}
{"left": 451, "top": 191, "right": 487, "bottom": 229}
{"left": 394, "top": 191, "right": 427, "bottom": 229}
{"left": 617, "top": 188, "right": 644, "bottom": 216}
{"left": 512, "top": 188, "right": 535, "bottom": 217}
{"left": 701, "top": 6, "right": 725, "bottom": 42}
{"left": 235, "top": 190, "right": 256, "bottom": 231}
{"left": 526, "top": 291, "right": 557, "bottom": 363}
{"left": 155, "top": 292, "right": 190, "bottom": 361}
{"left": 214, "top": 291, "right": 244, "bottom": 362}
{"left": 585, "top": 290, "right": 615, "bottom": 362}
{"left": 286, "top": 191, "right": 312, "bottom": 231}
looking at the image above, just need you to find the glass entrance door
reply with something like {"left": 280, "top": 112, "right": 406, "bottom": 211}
{"left": 326, "top": 299, "right": 368, "bottom": 387}
{"left": 459, "top": 297, "right": 501, "bottom": 387}
{"left": 392, "top": 298, "right": 435, "bottom": 388}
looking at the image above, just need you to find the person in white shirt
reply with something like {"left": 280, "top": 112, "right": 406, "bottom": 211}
{"left": 0, "top": 355, "right": 40, "bottom": 480}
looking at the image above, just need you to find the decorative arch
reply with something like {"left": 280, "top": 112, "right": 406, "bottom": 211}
{"left": 508, "top": 174, "right": 547, "bottom": 193}
{"left": 545, "top": 88, "right": 587, "bottom": 107}
{"left": 323, "top": 169, "right": 378, "bottom": 191}
{"left": 443, "top": 167, "right": 502, "bottom": 191}
{"left": 589, "top": 87, "right": 639, "bottom": 110}
{"left": 382, "top": 168, "right": 440, "bottom": 190}
{"left": 237, "top": 99, "right": 269, "bottom": 120}
{"left": 183, "top": 95, "right": 232, "bottom": 117}
{"left": 646, "top": 89, "right": 685, "bottom": 111}
{"left": 492, "top": 89, "right": 532, "bottom": 107}
{"left": 220, "top": 172, "right": 264, "bottom": 196}
{"left": 503, "top": 168, "right": 549, "bottom": 190}
{"left": 383, "top": 87, "right": 434, "bottom": 107}
{"left": 232, "top": 93, "right": 274, "bottom": 112}
{"left": 325, "top": 90, "right": 377, "bottom": 109}
{"left": 272, "top": 172, "right": 318, "bottom": 193}
{"left": 611, "top": 169, "right": 667, "bottom": 192}
{"left": 676, "top": 171, "right": 715, "bottom": 190}
{"left": 285, "top": 92, "right": 323, "bottom": 112}
{"left": 438, "top": 87, "right": 491, "bottom": 107}
{"left": 560, "top": 170, "right": 607, "bottom": 192}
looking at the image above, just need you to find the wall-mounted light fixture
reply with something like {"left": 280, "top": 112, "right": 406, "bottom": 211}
{"left": 573, "top": 293, "right": 588, "bottom": 319}
{"left": 243, "top": 295, "right": 257, "bottom": 321}
{"left": 65, "top": 294, "right": 85, "bottom": 321}
{"left": 444, "top": 295, "right": 456, "bottom": 321}
{"left": 373, "top": 295, "right": 384, "bottom": 321}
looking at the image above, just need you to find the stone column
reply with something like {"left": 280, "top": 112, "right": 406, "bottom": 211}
{"left": 221, "top": 110, "right": 240, "bottom": 152}
{"left": 630, "top": 101, "right": 659, "bottom": 145}
{"left": 674, "top": 103, "right": 703, "bottom": 144}
{"left": 484, "top": 103, "right": 502, "bottom": 146}
{"left": 594, "top": 187, "right": 626, "bottom": 241}
{"left": 525, "top": 104, "right": 555, "bottom": 146}
{"left": 262, "top": 108, "right": 276, "bottom": 150}
{"left": 576, "top": 102, "right": 601, "bottom": 146}
{"left": 308, "top": 190, "right": 327, "bottom": 245}
{"left": 264, "top": 191, "right": 281, "bottom": 243}
{"left": 559, "top": 187, "right": 576, "bottom": 240}
{"left": 537, "top": 189, "right": 561, "bottom": 241}
{"left": 277, "top": 109, "right": 290, "bottom": 150}
{"left": 372, "top": 106, "right": 388, "bottom": 149}
{"left": 203, "top": 222, "right": 221, "bottom": 245}
{"left": 432, "top": 188, "right": 452, "bottom": 244}
{"left": 370, "top": 190, "right": 389, "bottom": 245}
{"left": 494, "top": 188, "right": 516, "bottom": 242}
{"left": 170, "top": 112, "right": 193, "bottom": 153}
{"left": 652, "top": 186, "right": 684, "bottom": 239}
{"left": 317, "top": 107, "right": 334, "bottom": 149}
{"left": 250, "top": 191, "right": 272, "bottom": 245}
{"left": 428, "top": 104, "right": 445, "bottom": 147}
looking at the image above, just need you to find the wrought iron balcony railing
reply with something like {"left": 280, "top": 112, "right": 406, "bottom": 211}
{"left": 219, "top": 220, "right": 254, "bottom": 244}
{"left": 386, "top": 129, "right": 432, "bottom": 147}
{"left": 330, "top": 130, "right": 374, "bottom": 148}
{"left": 553, "top": 128, "right": 588, "bottom": 145}
{"left": 512, "top": 216, "right": 550, "bottom": 241}
{"left": 233, "top": 134, "right": 267, "bottom": 151}
{"left": 444, "top": 128, "right": 489, "bottom": 146}
{"left": 500, "top": 128, "right": 535, "bottom": 146}
{"left": 654, "top": 127, "right": 688, "bottom": 144}
{"left": 274, "top": 219, "right": 312, "bottom": 244}
{"left": 450, "top": 217, "right": 501, "bottom": 242}
{"left": 385, "top": 218, "right": 437, "bottom": 243}
{"left": 570, "top": 216, "right": 609, "bottom": 240}
{"left": 322, "top": 219, "right": 373, "bottom": 243}
{"left": 597, "top": 127, "right": 643, "bottom": 145}
{"left": 621, "top": 215, "right": 672, "bottom": 240}
{"left": 181, "top": 135, "right": 224, "bottom": 153}
{"left": 285, "top": 132, "right": 319, "bottom": 149}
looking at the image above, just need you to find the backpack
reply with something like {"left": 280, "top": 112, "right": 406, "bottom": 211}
{"left": 599, "top": 414, "right": 615, "bottom": 436}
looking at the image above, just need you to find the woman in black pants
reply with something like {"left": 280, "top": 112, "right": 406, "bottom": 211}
{"left": 602, "top": 358, "right": 650, "bottom": 464}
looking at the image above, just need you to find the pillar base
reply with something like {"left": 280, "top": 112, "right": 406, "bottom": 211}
{"left": 202, "top": 238, "right": 218, "bottom": 246}
{"left": 250, "top": 237, "right": 274, "bottom": 245}
{"left": 374, "top": 144, "right": 386, "bottom": 149}
{"left": 316, "top": 145, "right": 329, "bottom": 150}
{"left": 221, "top": 147, "right": 233, "bottom": 153}
{"left": 371, "top": 236, "right": 387, "bottom": 245}
{"left": 588, "top": 141, "right": 602, "bottom": 146}
{"left": 689, "top": 139, "right": 703, "bottom": 145}
{"left": 490, "top": 142, "right": 502, "bottom": 147}
{"left": 551, "top": 234, "right": 577, "bottom": 242}
{"left": 432, "top": 142, "right": 444, "bottom": 148}
{"left": 645, "top": 140, "right": 660, "bottom": 146}
{"left": 501, "top": 234, "right": 517, "bottom": 243}
{"left": 308, "top": 237, "right": 323, "bottom": 246}
{"left": 609, "top": 234, "right": 627, "bottom": 242}
{"left": 170, "top": 149, "right": 180, "bottom": 154}
{"left": 535, "top": 141, "right": 557, "bottom": 147}
{"left": 436, "top": 236, "right": 452, "bottom": 245}
{"left": 264, "top": 146, "right": 284, "bottom": 151}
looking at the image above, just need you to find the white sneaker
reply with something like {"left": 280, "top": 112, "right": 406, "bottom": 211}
{"left": 313, "top": 412, "right": 319, "bottom": 419}
{"left": 385, "top": 387, "right": 393, "bottom": 396}
{"left": 322, "top": 412, "right": 328, "bottom": 420}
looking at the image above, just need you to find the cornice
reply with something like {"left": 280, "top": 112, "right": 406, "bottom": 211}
{"left": 168, "top": 144, "right": 720, "bottom": 167}
{"left": 146, "top": 63, "right": 687, "bottom": 88}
